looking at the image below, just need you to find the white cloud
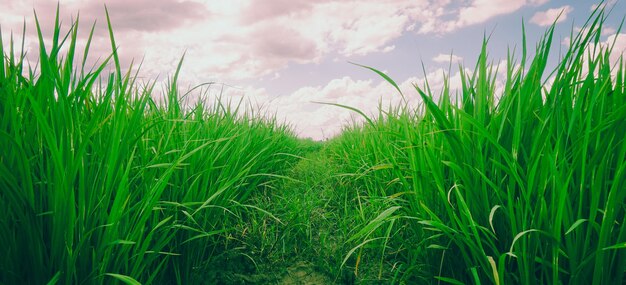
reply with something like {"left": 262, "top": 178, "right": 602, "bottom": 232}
{"left": 0, "top": 0, "right": 553, "bottom": 84}
{"left": 591, "top": 0, "right": 618, "bottom": 11}
{"left": 568, "top": 32, "right": 626, "bottom": 82}
{"left": 530, "top": 5, "right": 574, "bottom": 27}
{"left": 418, "top": 0, "right": 549, "bottom": 34}
{"left": 433, "top": 53, "right": 463, "bottom": 63}
{"left": 602, "top": 27, "right": 617, "bottom": 37}
{"left": 382, "top": 45, "right": 396, "bottom": 53}
{"left": 0, "top": 0, "right": 435, "bottom": 82}
{"left": 216, "top": 68, "right": 469, "bottom": 140}
{"left": 457, "top": 0, "right": 528, "bottom": 27}
{"left": 604, "top": 33, "right": 626, "bottom": 67}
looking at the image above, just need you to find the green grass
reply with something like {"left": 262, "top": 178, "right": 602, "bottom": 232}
{"left": 0, "top": 9, "right": 301, "bottom": 285}
{"left": 326, "top": 6, "right": 626, "bottom": 285}
{"left": 1, "top": 4, "right": 625, "bottom": 285}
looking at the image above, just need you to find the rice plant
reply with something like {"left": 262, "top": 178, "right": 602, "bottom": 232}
{"left": 330, "top": 7, "right": 626, "bottom": 284}
{"left": 2, "top": 3, "right": 625, "bottom": 285}
{"left": 0, "top": 8, "right": 300, "bottom": 285}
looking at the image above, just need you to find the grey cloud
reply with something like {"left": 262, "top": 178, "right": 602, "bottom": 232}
{"left": 251, "top": 25, "right": 318, "bottom": 60}
{"left": 240, "top": 0, "right": 333, "bottom": 24}
{"left": 241, "top": 0, "right": 311, "bottom": 23}
{"left": 206, "top": 24, "right": 320, "bottom": 79}
{"left": 0, "top": 0, "right": 24, "bottom": 11}
{"left": 6, "top": 0, "right": 210, "bottom": 42}
{"left": 79, "top": 0, "right": 209, "bottom": 32}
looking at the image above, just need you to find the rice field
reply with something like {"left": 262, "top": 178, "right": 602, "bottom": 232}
{"left": 1, "top": 6, "right": 625, "bottom": 285}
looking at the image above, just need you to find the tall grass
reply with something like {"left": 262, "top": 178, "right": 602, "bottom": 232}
{"left": 0, "top": 8, "right": 300, "bottom": 284}
{"left": 329, "top": 7, "right": 626, "bottom": 284}
{"left": 2, "top": 4, "right": 625, "bottom": 285}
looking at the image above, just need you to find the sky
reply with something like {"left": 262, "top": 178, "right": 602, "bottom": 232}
{"left": 1, "top": 0, "right": 625, "bottom": 140}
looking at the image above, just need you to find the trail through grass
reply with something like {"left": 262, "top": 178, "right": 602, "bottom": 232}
{"left": 2, "top": 4, "right": 626, "bottom": 285}
{"left": 207, "top": 146, "right": 349, "bottom": 284}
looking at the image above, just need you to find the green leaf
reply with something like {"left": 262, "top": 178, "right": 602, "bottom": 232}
{"left": 46, "top": 271, "right": 62, "bottom": 285}
{"left": 107, "top": 240, "right": 136, "bottom": 246}
{"left": 565, "top": 219, "right": 588, "bottom": 235}
{"left": 603, "top": 243, "right": 626, "bottom": 250}
{"left": 350, "top": 62, "right": 404, "bottom": 97}
{"left": 434, "top": 276, "right": 466, "bottom": 285}
{"left": 105, "top": 273, "right": 142, "bottom": 285}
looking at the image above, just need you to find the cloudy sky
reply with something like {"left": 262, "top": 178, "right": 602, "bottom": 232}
{"left": 1, "top": 0, "right": 625, "bottom": 139}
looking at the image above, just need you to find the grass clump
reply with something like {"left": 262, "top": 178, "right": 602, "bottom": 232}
{"left": 328, "top": 7, "right": 626, "bottom": 285}
{"left": 0, "top": 9, "right": 301, "bottom": 285}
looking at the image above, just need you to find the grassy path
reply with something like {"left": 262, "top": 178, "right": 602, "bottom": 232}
{"left": 209, "top": 148, "right": 357, "bottom": 284}
{"left": 3, "top": 6, "right": 626, "bottom": 285}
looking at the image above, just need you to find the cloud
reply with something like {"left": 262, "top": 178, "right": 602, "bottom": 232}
{"left": 382, "top": 45, "right": 396, "bottom": 53}
{"left": 530, "top": 5, "right": 574, "bottom": 27}
{"left": 218, "top": 68, "right": 470, "bottom": 140}
{"left": 165, "top": 0, "right": 429, "bottom": 80}
{"left": 249, "top": 24, "right": 321, "bottom": 62}
{"left": 433, "top": 53, "right": 463, "bottom": 63}
{"left": 457, "top": 0, "right": 529, "bottom": 27}
{"left": 602, "top": 27, "right": 617, "bottom": 37}
{"left": 418, "top": 0, "right": 549, "bottom": 34}
{"left": 604, "top": 33, "right": 626, "bottom": 67}
{"left": 0, "top": 0, "right": 208, "bottom": 33}
{"left": 566, "top": 27, "right": 626, "bottom": 67}
{"left": 591, "top": 0, "right": 618, "bottom": 11}
{"left": 0, "top": 0, "right": 210, "bottom": 77}
{"left": 0, "top": 0, "right": 429, "bottom": 82}
{"left": 569, "top": 32, "right": 626, "bottom": 81}
{"left": 188, "top": 53, "right": 524, "bottom": 141}
{"left": 16, "top": 0, "right": 545, "bottom": 84}
{"left": 83, "top": 0, "right": 209, "bottom": 32}
{"left": 260, "top": 76, "right": 418, "bottom": 139}
{"left": 0, "top": 0, "right": 556, "bottom": 84}
{"left": 240, "top": 0, "right": 328, "bottom": 23}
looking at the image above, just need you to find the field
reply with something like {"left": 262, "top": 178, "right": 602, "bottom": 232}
{"left": 1, "top": 7, "right": 625, "bottom": 285}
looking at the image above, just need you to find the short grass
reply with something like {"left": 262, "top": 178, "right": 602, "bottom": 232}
{"left": 1, "top": 4, "right": 625, "bottom": 285}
